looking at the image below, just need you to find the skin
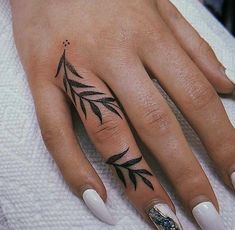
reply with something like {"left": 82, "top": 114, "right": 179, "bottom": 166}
{"left": 10, "top": 0, "right": 235, "bottom": 227}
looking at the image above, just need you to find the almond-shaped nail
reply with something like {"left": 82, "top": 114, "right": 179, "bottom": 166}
{"left": 147, "top": 203, "right": 183, "bottom": 230}
{"left": 82, "top": 189, "right": 116, "bottom": 225}
{"left": 225, "top": 68, "right": 235, "bottom": 85}
{"left": 192, "top": 201, "right": 225, "bottom": 230}
{"left": 231, "top": 171, "right": 235, "bottom": 189}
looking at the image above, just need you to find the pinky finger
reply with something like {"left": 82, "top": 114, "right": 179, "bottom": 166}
{"left": 156, "top": 0, "right": 235, "bottom": 93}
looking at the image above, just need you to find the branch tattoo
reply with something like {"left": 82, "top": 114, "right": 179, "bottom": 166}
{"left": 106, "top": 148, "right": 154, "bottom": 190}
{"left": 54, "top": 41, "right": 154, "bottom": 191}
{"left": 54, "top": 40, "right": 122, "bottom": 124}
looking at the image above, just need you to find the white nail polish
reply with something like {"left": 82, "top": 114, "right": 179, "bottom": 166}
{"left": 148, "top": 203, "right": 183, "bottom": 230}
{"left": 231, "top": 172, "right": 235, "bottom": 189}
{"left": 82, "top": 189, "right": 116, "bottom": 225}
{"left": 225, "top": 68, "right": 235, "bottom": 84}
{"left": 192, "top": 202, "right": 225, "bottom": 230}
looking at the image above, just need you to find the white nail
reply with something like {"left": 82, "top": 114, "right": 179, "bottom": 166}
{"left": 225, "top": 68, "right": 235, "bottom": 84}
{"left": 82, "top": 189, "right": 116, "bottom": 225}
{"left": 192, "top": 202, "right": 225, "bottom": 230}
{"left": 231, "top": 172, "right": 235, "bottom": 189}
{"left": 148, "top": 203, "right": 183, "bottom": 230}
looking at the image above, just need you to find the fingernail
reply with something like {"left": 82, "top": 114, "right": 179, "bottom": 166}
{"left": 82, "top": 189, "right": 116, "bottom": 225}
{"left": 147, "top": 203, "right": 183, "bottom": 230}
{"left": 225, "top": 68, "right": 235, "bottom": 85}
{"left": 192, "top": 201, "right": 225, "bottom": 230}
{"left": 231, "top": 171, "right": 235, "bottom": 189}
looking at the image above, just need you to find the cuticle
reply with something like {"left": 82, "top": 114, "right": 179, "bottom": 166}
{"left": 189, "top": 195, "right": 211, "bottom": 210}
{"left": 228, "top": 164, "right": 235, "bottom": 176}
{"left": 145, "top": 199, "right": 168, "bottom": 213}
{"left": 77, "top": 184, "right": 94, "bottom": 198}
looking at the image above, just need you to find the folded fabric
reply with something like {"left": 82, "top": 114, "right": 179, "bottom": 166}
{"left": 0, "top": 0, "right": 234, "bottom": 229}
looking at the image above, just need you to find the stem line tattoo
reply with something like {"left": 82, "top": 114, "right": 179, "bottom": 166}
{"left": 106, "top": 148, "right": 154, "bottom": 190}
{"left": 54, "top": 41, "right": 122, "bottom": 124}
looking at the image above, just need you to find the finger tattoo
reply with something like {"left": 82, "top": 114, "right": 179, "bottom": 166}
{"left": 54, "top": 41, "right": 122, "bottom": 124}
{"left": 106, "top": 148, "right": 154, "bottom": 190}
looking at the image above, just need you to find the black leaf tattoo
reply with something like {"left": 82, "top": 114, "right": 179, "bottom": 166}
{"left": 65, "top": 60, "right": 83, "bottom": 78}
{"left": 141, "top": 176, "right": 154, "bottom": 191}
{"left": 128, "top": 170, "right": 137, "bottom": 190}
{"left": 106, "top": 148, "right": 154, "bottom": 191}
{"left": 78, "top": 91, "right": 105, "bottom": 97}
{"left": 120, "top": 156, "right": 142, "bottom": 168}
{"left": 54, "top": 41, "right": 122, "bottom": 124}
{"left": 80, "top": 98, "right": 87, "bottom": 118}
{"left": 89, "top": 101, "right": 103, "bottom": 123}
{"left": 115, "top": 167, "right": 126, "bottom": 187}
{"left": 55, "top": 50, "right": 65, "bottom": 78}
{"left": 106, "top": 148, "right": 129, "bottom": 164}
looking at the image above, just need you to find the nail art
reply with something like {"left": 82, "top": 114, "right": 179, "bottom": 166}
{"left": 148, "top": 203, "right": 182, "bottom": 230}
{"left": 192, "top": 201, "right": 225, "bottom": 230}
{"left": 82, "top": 189, "right": 116, "bottom": 225}
{"left": 231, "top": 172, "right": 235, "bottom": 189}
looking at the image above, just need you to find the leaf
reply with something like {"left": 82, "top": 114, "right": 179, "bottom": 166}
{"left": 71, "top": 89, "right": 77, "bottom": 106}
{"left": 141, "top": 177, "right": 154, "bottom": 190}
{"left": 97, "top": 97, "right": 116, "bottom": 103}
{"left": 90, "top": 102, "right": 102, "bottom": 123}
{"left": 103, "top": 104, "right": 122, "bottom": 119}
{"left": 108, "top": 102, "right": 121, "bottom": 109}
{"left": 128, "top": 170, "right": 137, "bottom": 190}
{"left": 79, "top": 91, "right": 105, "bottom": 97}
{"left": 120, "top": 156, "right": 142, "bottom": 168}
{"left": 63, "top": 76, "right": 68, "bottom": 93}
{"left": 80, "top": 98, "right": 87, "bottom": 118}
{"left": 106, "top": 148, "right": 129, "bottom": 164}
{"left": 68, "top": 79, "right": 94, "bottom": 88}
{"left": 135, "top": 169, "right": 153, "bottom": 176}
{"left": 115, "top": 167, "right": 126, "bottom": 188}
{"left": 65, "top": 60, "right": 82, "bottom": 78}
{"left": 54, "top": 50, "right": 65, "bottom": 78}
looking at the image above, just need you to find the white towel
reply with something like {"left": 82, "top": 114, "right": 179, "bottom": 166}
{"left": 0, "top": 0, "right": 234, "bottom": 229}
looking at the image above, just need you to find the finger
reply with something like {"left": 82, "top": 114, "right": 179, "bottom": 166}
{"left": 155, "top": 0, "right": 235, "bottom": 93}
{"left": 100, "top": 57, "right": 225, "bottom": 229}
{"left": 141, "top": 17, "right": 235, "bottom": 191}
{"left": 54, "top": 47, "right": 183, "bottom": 229}
{"left": 29, "top": 80, "right": 115, "bottom": 225}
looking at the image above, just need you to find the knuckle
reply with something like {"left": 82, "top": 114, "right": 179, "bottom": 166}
{"left": 198, "top": 39, "right": 213, "bottom": 57}
{"left": 175, "top": 168, "right": 207, "bottom": 193}
{"left": 163, "top": 2, "right": 182, "bottom": 21}
{"left": 40, "top": 125, "right": 63, "bottom": 148}
{"left": 183, "top": 80, "right": 217, "bottom": 111}
{"left": 138, "top": 104, "right": 172, "bottom": 134}
{"left": 91, "top": 118, "right": 122, "bottom": 144}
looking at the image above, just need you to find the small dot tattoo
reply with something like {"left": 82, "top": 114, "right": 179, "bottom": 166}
{"left": 63, "top": 40, "right": 70, "bottom": 48}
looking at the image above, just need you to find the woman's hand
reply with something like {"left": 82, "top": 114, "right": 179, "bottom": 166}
{"left": 10, "top": 0, "right": 235, "bottom": 229}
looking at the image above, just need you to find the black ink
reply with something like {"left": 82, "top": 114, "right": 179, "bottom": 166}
{"left": 63, "top": 40, "right": 70, "bottom": 48}
{"left": 106, "top": 148, "right": 154, "bottom": 191}
{"left": 54, "top": 41, "right": 122, "bottom": 123}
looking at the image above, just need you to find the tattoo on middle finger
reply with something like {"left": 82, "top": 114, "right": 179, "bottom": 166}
{"left": 54, "top": 41, "right": 122, "bottom": 124}
{"left": 106, "top": 148, "right": 154, "bottom": 191}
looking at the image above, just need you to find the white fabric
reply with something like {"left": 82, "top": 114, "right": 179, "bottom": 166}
{"left": 0, "top": 0, "right": 234, "bottom": 229}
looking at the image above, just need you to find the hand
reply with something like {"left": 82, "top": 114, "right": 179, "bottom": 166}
{"left": 10, "top": 0, "right": 235, "bottom": 229}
